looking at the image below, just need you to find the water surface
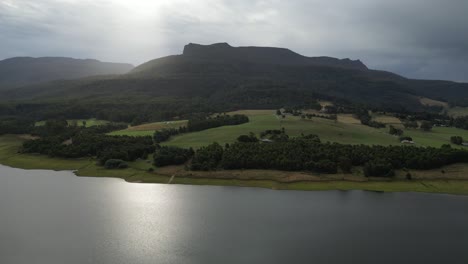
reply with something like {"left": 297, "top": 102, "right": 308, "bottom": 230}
{"left": 0, "top": 165, "right": 467, "bottom": 264}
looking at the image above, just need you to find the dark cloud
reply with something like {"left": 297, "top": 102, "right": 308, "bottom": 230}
{"left": 0, "top": 0, "right": 467, "bottom": 81}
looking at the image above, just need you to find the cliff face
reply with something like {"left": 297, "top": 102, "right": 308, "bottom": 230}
{"left": 183, "top": 42, "right": 368, "bottom": 70}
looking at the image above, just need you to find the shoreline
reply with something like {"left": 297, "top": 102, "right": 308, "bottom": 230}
{"left": 3, "top": 161, "right": 468, "bottom": 195}
{"left": 1, "top": 134, "right": 468, "bottom": 195}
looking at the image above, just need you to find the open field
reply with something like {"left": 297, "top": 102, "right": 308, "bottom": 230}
{"left": 0, "top": 134, "right": 91, "bottom": 170}
{"left": 337, "top": 114, "right": 360, "bottom": 124}
{"left": 164, "top": 112, "right": 399, "bottom": 148}
{"left": 402, "top": 126, "right": 468, "bottom": 148}
{"left": 372, "top": 114, "right": 402, "bottom": 125}
{"left": 448, "top": 106, "right": 468, "bottom": 117}
{"left": 108, "top": 120, "right": 187, "bottom": 136}
{"left": 108, "top": 130, "right": 155, "bottom": 137}
{"left": 41, "top": 109, "right": 468, "bottom": 150}
{"left": 226, "top": 109, "right": 276, "bottom": 116}
{"left": 318, "top": 100, "right": 333, "bottom": 107}
{"left": 164, "top": 110, "right": 468, "bottom": 149}
{"left": 172, "top": 177, "right": 468, "bottom": 195}
{"left": 126, "top": 120, "right": 187, "bottom": 131}
{"left": 419, "top": 97, "right": 449, "bottom": 108}
{"left": 149, "top": 164, "right": 468, "bottom": 195}
{"left": 35, "top": 118, "right": 109, "bottom": 127}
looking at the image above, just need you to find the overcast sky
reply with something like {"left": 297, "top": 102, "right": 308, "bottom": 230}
{"left": 1, "top": 0, "right": 467, "bottom": 82}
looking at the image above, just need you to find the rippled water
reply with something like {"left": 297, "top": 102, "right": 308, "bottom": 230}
{"left": 0, "top": 164, "right": 467, "bottom": 264}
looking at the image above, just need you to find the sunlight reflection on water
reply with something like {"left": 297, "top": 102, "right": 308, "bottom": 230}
{"left": 0, "top": 165, "right": 468, "bottom": 264}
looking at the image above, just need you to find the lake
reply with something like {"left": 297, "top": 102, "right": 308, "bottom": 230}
{"left": 0, "top": 164, "right": 467, "bottom": 264}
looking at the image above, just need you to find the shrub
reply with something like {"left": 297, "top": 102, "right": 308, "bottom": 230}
{"left": 237, "top": 133, "right": 258, "bottom": 143}
{"left": 399, "top": 136, "right": 413, "bottom": 142}
{"left": 403, "top": 120, "right": 418, "bottom": 129}
{"left": 104, "top": 159, "right": 128, "bottom": 169}
{"left": 389, "top": 125, "right": 403, "bottom": 136}
{"left": 406, "top": 172, "right": 412, "bottom": 180}
{"left": 420, "top": 121, "right": 433, "bottom": 131}
{"left": 450, "top": 136, "right": 463, "bottom": 145}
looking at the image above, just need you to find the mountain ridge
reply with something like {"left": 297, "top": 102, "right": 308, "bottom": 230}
{"left": 2, "top": 43, "right": 468, "bottom": 114}
{"left": 181, "top": 42, "right": 368, "bottom": 70}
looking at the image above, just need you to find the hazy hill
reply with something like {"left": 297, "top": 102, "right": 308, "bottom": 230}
{"left": 0, "top": 57, "right": 134, "bottom": 89}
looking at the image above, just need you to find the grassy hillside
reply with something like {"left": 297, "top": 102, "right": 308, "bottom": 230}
{"left": 448, "top": 106, "right": 468, "bottom": 117}
{"left": 163, "top": 110, "right": 397, "bottom": 149}
{"left": 403, "top": 127, "right": 468, "bottom": 147}
{"left": 0, "top": 134, "right": 91, "bottom": 170}
{"left": 102, "top": 109, "right": 468, "bottom": 149}
{"left": 108, "top": 120, "right": 187, "bottom": 136}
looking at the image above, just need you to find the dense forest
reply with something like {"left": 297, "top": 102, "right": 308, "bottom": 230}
{"left": 21, "top": 121, "right": 153, "bottom": 164}
{"left": 206, "top": 138, "right": 468, "bottom": 176}
{"left": 153, "top": 132, "right": 468, "bottom": 177}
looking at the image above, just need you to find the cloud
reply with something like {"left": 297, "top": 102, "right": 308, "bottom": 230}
{"left": 0, "top": 0, "right": 467, "bottom": 81}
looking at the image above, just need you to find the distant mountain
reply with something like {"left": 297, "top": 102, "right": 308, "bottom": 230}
{"left": 181, "top": 43, "right": 367, "bottom": 70}
{"left": 2, "top": 43, "right": 468, "bottom": 115}
{"left": 0, "top": 57, "right": 134, "bottom": 89}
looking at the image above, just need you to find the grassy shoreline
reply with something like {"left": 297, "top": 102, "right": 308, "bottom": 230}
{"left": 1, "top": 134, "right": 468, "bottom": 195}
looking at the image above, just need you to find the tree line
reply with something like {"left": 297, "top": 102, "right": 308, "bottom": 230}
{"left": 354, "top": 108, "right": 386, "bottom": 128}
{"left": 0, "top": 118, "right": 34, "bottom": 135}
{"left": 156, "top": 133, "right": 468, "bottom": 177}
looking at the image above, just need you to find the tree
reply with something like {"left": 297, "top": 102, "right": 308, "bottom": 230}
{"left": 324, "top": 105, "right": 337, "bottom": 114}
{"left": 154, "top": 128, "right": 179, "bottom": 143}
{"left": 450, "top": 136, "right": 463, "bottom": 145}
{"left": 104, "top": 159, "right": 128, "bottom": 169}
{"left": 420, "top": 121, "right": 433, "bottom": 131}
{"left": 389, "top": 125, "right": 403, "bottom": 136}
{"left": 403, "top": 120, "right": 418, "bottom": 129}
{"left": 237, "top": 133, "right": 258, "bottom": 142}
